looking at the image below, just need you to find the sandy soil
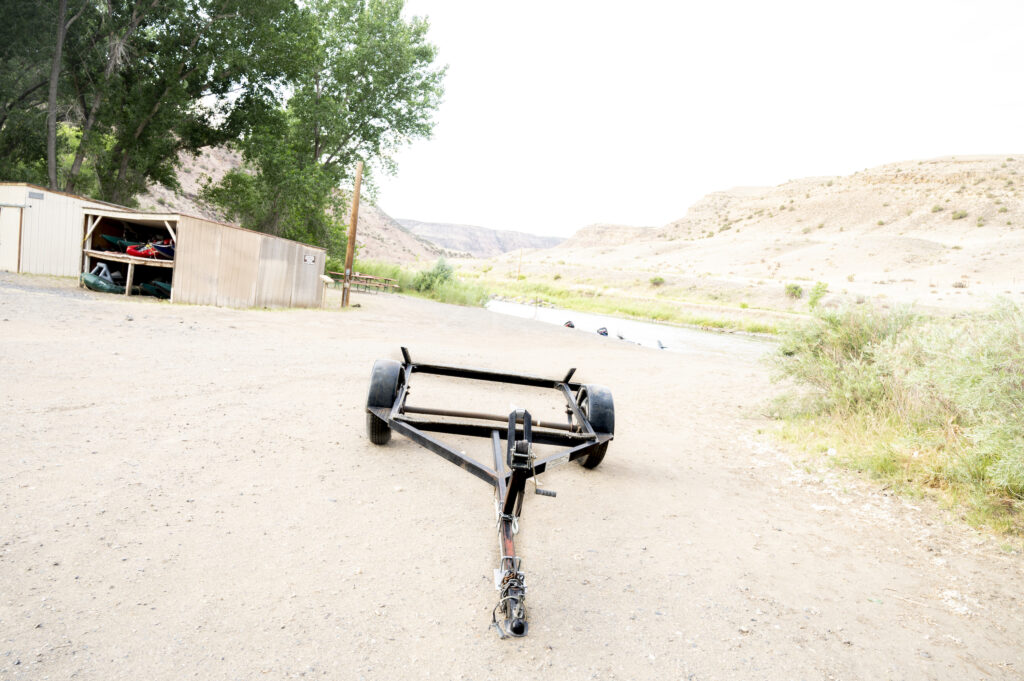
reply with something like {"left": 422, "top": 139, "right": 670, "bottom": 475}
{"left": 1, "top": 274, "right": 1022, "bottom": 680}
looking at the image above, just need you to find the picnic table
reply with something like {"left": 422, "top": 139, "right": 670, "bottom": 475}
{"left": 327, "top": 271, "right": 399, "bottom": 293}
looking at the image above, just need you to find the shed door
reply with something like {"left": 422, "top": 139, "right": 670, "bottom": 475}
{"left": 0, "top": 207, "right": 21, "bottom": 272}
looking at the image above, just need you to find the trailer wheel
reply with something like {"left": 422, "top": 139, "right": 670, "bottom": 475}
{"left": 577, "top": 384, "right": 614, "bottom": 468}
{"left": 365, "top": 359, "right": 402, "bottom": 445}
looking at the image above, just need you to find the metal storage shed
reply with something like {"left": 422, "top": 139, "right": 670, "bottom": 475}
{"left": 1, "top": 183, "right": 327, "bottom": 309}
{"left": 0, "top": 183, "right": 111, "bottom": 276}
{"left": 83, "top": 209, "right": 327, "bottom": 308}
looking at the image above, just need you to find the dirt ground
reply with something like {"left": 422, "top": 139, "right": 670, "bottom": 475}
{"left": 1, "top": 274, "right": 1022, "bottom": 680}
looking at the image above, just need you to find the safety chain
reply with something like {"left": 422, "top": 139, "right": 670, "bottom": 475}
{"left": 490, "top": 567, "right": 527, "bottom": 638}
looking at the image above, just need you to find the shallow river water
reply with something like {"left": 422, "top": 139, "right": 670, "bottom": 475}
{"left": 486, "top": 299, "right": 772, "bottom": 361}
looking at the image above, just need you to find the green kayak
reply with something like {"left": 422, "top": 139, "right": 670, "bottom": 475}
{"left": 100, "top": 235, "right": 144, "bottom": 250}
{"left": 139, "top": 282, "right": 171, "bottom": 298}
{"left": 82, "top": 272, "right": 124, "bottom": 294}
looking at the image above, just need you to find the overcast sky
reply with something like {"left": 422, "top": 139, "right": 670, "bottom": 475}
{"left": 374, "top": 0, "right": 1024, "bottom": 237}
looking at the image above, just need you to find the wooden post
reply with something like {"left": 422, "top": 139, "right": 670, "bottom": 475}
{"left": 124, "top": 261, "right": 135, "bottom": 296}
{"left": 342, "top": 160, "right": 363, "bottom": 308}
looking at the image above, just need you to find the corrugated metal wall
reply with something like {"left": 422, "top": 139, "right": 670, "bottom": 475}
{"left": 18, "top": 188, "right": 85, "bottom": 276}
{"left": 173, "top": 215, "right": 325, "bottom": 308}
{"left": 0, "top": 185, "right": 25, "bottom": 272}
{"left": 172, "top": 216, "right": 221, "bottom": 306}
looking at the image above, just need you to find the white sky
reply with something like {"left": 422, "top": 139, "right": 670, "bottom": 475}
{"left": 375, "top": 0, "right": 1024, "bottom": 237}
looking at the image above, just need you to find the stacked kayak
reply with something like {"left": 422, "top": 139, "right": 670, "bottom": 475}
{"left": 139, "top": 281, "right": 172, "bottom": 298}
{"left": 81, "top": 272, "right": 125, "bottom": 294}
{"left": 126, "top": 239, "right": 174, "bottom": 259}
{"left": 101, "top": 235, "right": 144, "bottom": 250}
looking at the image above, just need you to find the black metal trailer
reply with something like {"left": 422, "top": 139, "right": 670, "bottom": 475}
{"left": 364, "top": 347, "right": 614, "bottom": 638}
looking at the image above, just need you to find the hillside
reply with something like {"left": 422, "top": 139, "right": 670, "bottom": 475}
{"left": 139, "top": 147, "right": 443, "bottom": 263}
{"left": 472, "top": 155, "right": 1024, "bottom": 314}
{"left": 557, "top": 223, "right": 653, "bottom": 249}
{"left": 356, "top": 205, "right": 446, "bottom": 263}
{"left": 397, "top": 219, "right": 563, "bottom": 257}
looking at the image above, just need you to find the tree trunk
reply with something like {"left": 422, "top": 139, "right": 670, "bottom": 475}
{"left": 48, "top": 0, "right": 69, "bottom": 190}
{"left": 64, "top": 93, "right": 102, "bottom": 194}
{"left": 65, "top": 0, "right": 158, "bottom": 194}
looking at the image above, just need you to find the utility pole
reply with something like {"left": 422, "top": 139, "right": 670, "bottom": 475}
{"left": 341, "top": 160, "right": 363, "bottom": 308}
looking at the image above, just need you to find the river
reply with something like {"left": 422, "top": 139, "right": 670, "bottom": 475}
{"left": 485, "top": 299, "right": 772, "bottom": 361}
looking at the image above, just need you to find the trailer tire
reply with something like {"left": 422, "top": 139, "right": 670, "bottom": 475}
{"left": 366, "top": 359, "right": 402, "bottom": 445}
{"left": 577, "top": 384, "right": 614, "bottom": 469}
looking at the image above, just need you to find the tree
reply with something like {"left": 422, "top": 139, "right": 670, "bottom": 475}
{"left": 0, "top": 0, "right": 58, "bottom": 184}
{"left": 61, "top": 0, "right": 300, "bottom": 201}
{"left": 203, "top": 0, "right": 444, "bottom": 254}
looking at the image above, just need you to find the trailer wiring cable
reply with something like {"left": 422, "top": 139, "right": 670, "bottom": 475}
{"left": 491, "top": 570, "right": 527, "bottom": 639}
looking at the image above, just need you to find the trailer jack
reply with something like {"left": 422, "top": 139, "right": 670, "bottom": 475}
{"left": 364, "top": 347, "right": 615, "bottom": 638}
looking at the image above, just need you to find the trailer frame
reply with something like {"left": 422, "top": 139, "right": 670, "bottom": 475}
{"left": 364, "top": 347, "right": 614, "bottom": 637}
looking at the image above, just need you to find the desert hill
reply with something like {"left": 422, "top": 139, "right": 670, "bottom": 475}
{"left": 557, "top": 223, "right": 653, "bottom": 249}
{"left": 138, "top": 147, "right": 443, "bottom": 263}
{"left": 478, "top": 155, "right": 1024, "bottom": 313}
{"left": 355, "top": 205, "right": 446, "bottom": 263}
{"left": 398, "top": 219, "right": 563, "bottom": 257}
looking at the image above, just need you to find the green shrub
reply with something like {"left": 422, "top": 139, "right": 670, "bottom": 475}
{"left": 776, "top": 305, "right": 915, "bottom": 413}
{"left": 650, "top": 276, "right": 665, "bottom": 286}
{"left": 355, "top": 258, "right": 488, "bottom": 306}
{"left": 412, "top": 258, "right": 453, "bottom": 292}
{"left": 785, "top": 283, "right": 804, "bottom": 299}
{"left": 932, "top": 205, "right": 944, "bottom": 212}
{"left": 774, "top": 302, "right": 1024, "bottom": 531}
{"left": 952, "top": 210, "right": 968, "bottom": 220}
{"left": 808, "top": 281, "right": 829, "bottom": 309}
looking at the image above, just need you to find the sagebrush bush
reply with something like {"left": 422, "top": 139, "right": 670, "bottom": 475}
{"left": 776, "top": 305, "right": 914, "bottom": 412}
{"left": 775, "top": 301, "right": 1024, "bottom": 524}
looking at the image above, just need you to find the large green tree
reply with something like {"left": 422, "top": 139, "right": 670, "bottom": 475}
{"left": 202, "top": 0, "right": 444, "bottom": 253}
{"left": 0, "top": 0, "right": 301, "bottom": 200}
{"left": 0, "top": 0, "right": 442, "bottom": 255}
{"left": 62, "top": 0, "right": 301, "bottom": 201}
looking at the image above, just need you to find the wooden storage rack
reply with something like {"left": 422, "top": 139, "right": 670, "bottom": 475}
{"left": 81, "top": 210, "right": 176, "bottom": 297}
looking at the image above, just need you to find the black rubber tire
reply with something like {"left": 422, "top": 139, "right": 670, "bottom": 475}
{"left": 366, "top": 412, "right": 392, "bottom": 445}
{"left": 365, "top": 359, "right": 402, "bottom": 445}
{"left": 576, "top": 384, "right": 614, "bottom": 469}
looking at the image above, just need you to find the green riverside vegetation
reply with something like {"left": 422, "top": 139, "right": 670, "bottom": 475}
{"left": 474, "top": 279, "right": 779, "bottom": 335}
{"left": 345, "top": 258, "right": 779, "bottom": 333}
{"left": 351, "top": 259, "right": 488, "bottom": 307}
{"left": 772, "top": 301, "right": 1024, "bottom": 534}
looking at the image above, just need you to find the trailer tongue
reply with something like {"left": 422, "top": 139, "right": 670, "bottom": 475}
{"left": 364, "top": 347, "right": 615, "bottom": 638}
